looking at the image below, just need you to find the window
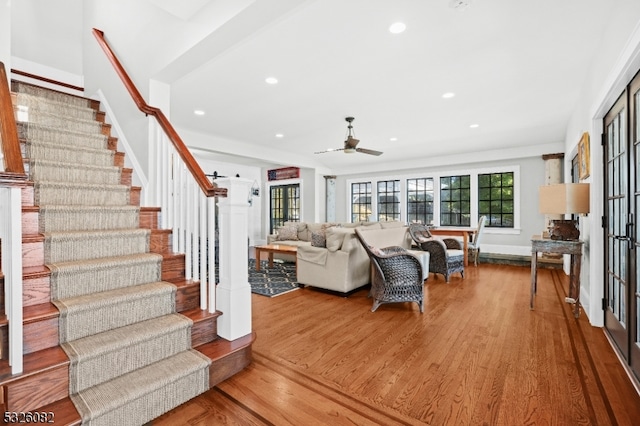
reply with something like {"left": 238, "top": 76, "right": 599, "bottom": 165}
{"left": 440, "top": 175, "right": 471, "bottom": 226}
{"left": 351, "top": 182, "right": 372, "bottom": 222}
{"left": 270, "top": 184, "right": 300, "bottom": 232}
{"left": 377, "top": 180, "right": 400, "bottom": 221}
{"left": 407, "top": 178, "right": 434, "bottom": 224}
{"left": 478, "top": 172, "right": 513, "bottom": 227}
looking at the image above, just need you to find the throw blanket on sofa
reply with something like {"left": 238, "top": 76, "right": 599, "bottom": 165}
{"left": 297, "top": 247, "right": 328, "bottom": 265}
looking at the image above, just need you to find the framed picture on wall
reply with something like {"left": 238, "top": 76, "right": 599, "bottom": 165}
{"left": 578, "top": 132, "right": 590, "bottom": 180}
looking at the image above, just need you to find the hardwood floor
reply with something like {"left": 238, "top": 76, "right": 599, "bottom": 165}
{"left": 154, "top": 264, "right": 640, "bottom": 425}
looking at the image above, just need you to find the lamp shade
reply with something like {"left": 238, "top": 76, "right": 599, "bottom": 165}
{"left": 539, "top": 183, "right": 590, "bottom": 215}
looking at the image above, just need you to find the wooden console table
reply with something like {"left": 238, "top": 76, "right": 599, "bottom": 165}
{"left": 530, "top": 235, "right": 584, "bottom": 318}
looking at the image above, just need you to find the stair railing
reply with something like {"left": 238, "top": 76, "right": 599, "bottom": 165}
{"left": 92, "top": 29, "right": 227, "bottom": 313}
{"left": 0, "top": 61, "right": 27, "bottom": 374}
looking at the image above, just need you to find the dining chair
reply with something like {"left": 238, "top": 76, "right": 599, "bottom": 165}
{"left": 468, "top": 216, "right": 487, "bottom": 266}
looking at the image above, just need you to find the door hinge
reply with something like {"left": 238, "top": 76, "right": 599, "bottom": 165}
{"left": 601, "top": 132, "right": 606, "bottom": 146}
{"left": 602, "top": 215, "right": 607, "bottom": 228}
{"left": 602, "top": 297, "right": 607, "bottom": 311}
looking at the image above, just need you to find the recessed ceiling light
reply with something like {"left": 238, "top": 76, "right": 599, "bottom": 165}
{"left": 194, "top": 110, "right": 205, "bottom": 116}
{"left": 265, "top": 77, "right": 278, "bottom": 85}
{"left": 470, "top": 124, "right": 479, "bottom": 128}
{"left": 442, "top": 92, "right": 455, "bottom": 99}
{"left": 275, "top": 133, "right": 284, "bottom": 138}
{"left": 390, "top": 137, "right": 398, "bottom": 141}
{"left": 389, "top": 22, "right": 406, "bottom": 34}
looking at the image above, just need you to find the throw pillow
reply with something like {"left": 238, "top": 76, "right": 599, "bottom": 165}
{"left": 311, "top": 230, "right": 326, "bottom": 247}
{"left": 276, "top": 225, "right": 299, "bottom": 241}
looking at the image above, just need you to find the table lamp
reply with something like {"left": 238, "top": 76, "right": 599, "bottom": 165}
{"left": 538, "top": 183, "right": 590, "bottom": 240}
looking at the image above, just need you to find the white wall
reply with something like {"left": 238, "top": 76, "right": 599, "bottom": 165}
{"left": 564, "top": 1, "right": 640, "bottom": 326}
{"left": 11, "top": 0, "right": 83, "bottom": 77}
{"left": 0, "top": 0, "right": 11, "bottom": 68}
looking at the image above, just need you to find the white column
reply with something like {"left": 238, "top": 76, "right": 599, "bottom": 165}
{"left": 215, "top": 177, "right": 252, "bottom": 340}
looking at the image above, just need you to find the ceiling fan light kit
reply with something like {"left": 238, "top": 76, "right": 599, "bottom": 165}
{"left": 314, "top": 116, "right": 383, "bottom": 156}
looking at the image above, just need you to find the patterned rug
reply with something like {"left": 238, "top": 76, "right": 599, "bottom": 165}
{"left": 248, "top": 259, "right": 299, "bottom": 297}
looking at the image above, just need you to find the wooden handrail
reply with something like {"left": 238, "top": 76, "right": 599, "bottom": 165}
{"left": 0, "top": 61, "right": 27, "bottom": 182}
{"left": 11, "top": 69, "right": 84, "bottom": 93}
{"left": 92, "top": 28, "right": 226, "bottom": 198}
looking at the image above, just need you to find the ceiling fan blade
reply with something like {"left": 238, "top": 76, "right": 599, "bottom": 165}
{"left": 356, "top": 147, "right": 383, "bottom": 156}
{"left": 314, "top": 148, "right": 344, "bottom": 154}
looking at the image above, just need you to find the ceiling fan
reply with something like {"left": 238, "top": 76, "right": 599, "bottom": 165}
{"left": 315, "top": 117, "right": 383, "bottom": 156}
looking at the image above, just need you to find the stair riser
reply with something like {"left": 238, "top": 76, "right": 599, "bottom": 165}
{"left": 208, "top": 346, "right": 252, "bottom": 387}
{"left": 21, "top": 283, "right": 200, "bottom": 355}
{"left": 24, "top": 317, "right": 58, "bottom": 354}
{"left": 24, "top": 274, "right": 50, "bottom": 307}
{"left": 22, "top": 240, "right": 44, "bottom": 268}
{"left": 191, "top": 315, "right": 217, "bottom": 347}
{"left": 23, "top": 230, "right": 167, "bottom": 265}
{"left": 24, "top": 202, "right": 147, "bottom": 236}
{"left": 161, "top": 255, "right": 186, "bottom": 281}
{"left": 22, "top": 256, "right": 187, "bottom": 308}
{"left": 21, "top": 185, "right": 141, "bottom": 207}
{"left": 176, "top": 283, "right": 200, "bottom": 312}
{"left": 3, "top": 364, "right": 68, "bottom": 413}
{"left": 149, "top": 230, "right": 172, "bottom": 254}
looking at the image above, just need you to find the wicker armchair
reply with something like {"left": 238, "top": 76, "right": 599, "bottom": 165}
{"left": 409, "top": 223, "right": 464, "bottom": 283}
{"left": 354, "top": 229, "right": 424, "bottom": 312}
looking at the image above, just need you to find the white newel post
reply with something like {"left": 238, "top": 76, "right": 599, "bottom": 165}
{"left": 215, "top": 177, "right": 252, "bottom": 340}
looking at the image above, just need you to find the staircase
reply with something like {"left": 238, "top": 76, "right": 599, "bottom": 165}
{"left": 0, "top": 81, "right": 252, "bottom": 425}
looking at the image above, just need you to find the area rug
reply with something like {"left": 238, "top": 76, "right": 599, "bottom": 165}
{"left": 248, "top": 259, "right": 299, "bottom": 297}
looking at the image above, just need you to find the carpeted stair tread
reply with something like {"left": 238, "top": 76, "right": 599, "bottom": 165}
{"left": 15, "top": 92, "right": 98, "bottom": 121}
{"left": 29, "top": 159, "right": 122, "bottom": 185}
{"left": 24, "top": 139, "right": 115, "bottom": 167}
{"left": 44, "top": 228, "right": 150, "bottom": 263}
{"left": 35, "top": 181, "right": 131, "bottom": 206}
{"left": 49, "top": 253, "right": 162, "bottom": 299}
{"left": 18, "top": 122, "right": 109, "bottom": 150}
{"left": 63, "top": 313, "right": 193, "bottom": 393}
{"left": 12, "top": 81, "right": 95, "bottom": 108}
{"left": 39, "top": 205, "right": 140, "bottom": 233}
{"left": 16, "top": 109, "right": 103, "bottom": 134}
{"left": 70, "top": 350, "right": 210, "bottom": 426}
{"left": 54, "top": 281, "right": 177, "bottom": 342}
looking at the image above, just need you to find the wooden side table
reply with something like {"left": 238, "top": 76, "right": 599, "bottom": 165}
{"left": 530, "top": 235, "right": 584, "bottom": 318}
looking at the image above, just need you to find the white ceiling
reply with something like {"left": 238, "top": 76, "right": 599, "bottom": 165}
{"left": 14, "top": 0, "right": 615, "bottom": 173}
{"left": 163, "top": 0, "right": 612, "bottom": 173}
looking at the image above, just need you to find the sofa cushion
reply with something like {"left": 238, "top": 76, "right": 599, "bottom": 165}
{"left": 283, "top": 221, "right": 309, "bottom": 241}
{"left": 325, "top": 227, "right": 355, "bottom": 252}
{"left": 276, "top": 225, "right": 299, "bottom": 241}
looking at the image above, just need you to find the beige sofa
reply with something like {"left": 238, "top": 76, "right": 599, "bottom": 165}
{"left": 294, "top": 222, "right": 430, "bottom": 294}
{"left": 266, "top": 221, "right": 384, "bottom": 262}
